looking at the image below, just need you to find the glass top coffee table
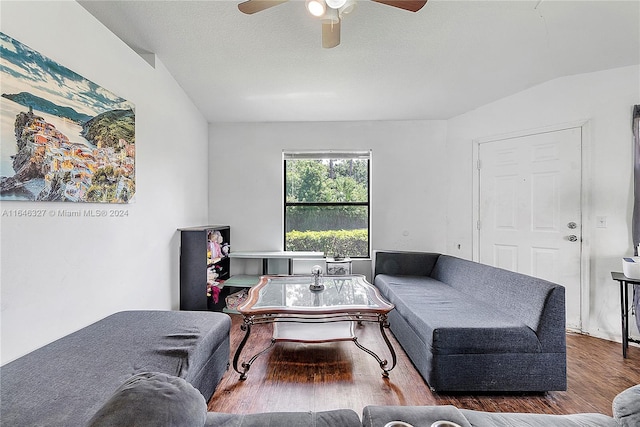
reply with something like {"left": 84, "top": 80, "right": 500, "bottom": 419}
{"left": 232, "top": 274, "right": 397, "bottom": 380}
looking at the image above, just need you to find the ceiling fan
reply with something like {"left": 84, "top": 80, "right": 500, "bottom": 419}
{"left": 237, "top": 0, "right": 428, "bottom": 48}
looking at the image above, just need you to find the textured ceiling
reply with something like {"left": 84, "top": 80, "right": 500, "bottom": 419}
{"left": 79, "top": 0, "right": 640, "bottom": 123}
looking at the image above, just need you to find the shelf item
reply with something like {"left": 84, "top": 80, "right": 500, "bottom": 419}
{"left": 224, "top": 275, "right": 261, "bottom": 287}
{"left": 220, "top": 275, "right": 260, "bottom": 314}
{"left": 326, "top": 257, "right": 353, "bottom": 275}
{"left": 225, "top": 288, "right": 249, "bottom": 311}
{"left": 273, "top": 321, "right": 355, "bottom": 342}
{"left": 179, "top": 225, "right": 230, "bottom": 311}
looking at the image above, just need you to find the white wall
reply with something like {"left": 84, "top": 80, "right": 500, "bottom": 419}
{"left": 0, "top": 1, "right": 209, "bottom": 364}
{"left": 208, "top": 120, "right": 449, "bottom": 278}
{"left": 447, "top": 65, "right": 640, "bottom": 342}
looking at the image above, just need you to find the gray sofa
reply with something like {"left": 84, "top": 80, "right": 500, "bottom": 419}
{"left": 362, "top": 384, "right": 640, "bottom": 427}
{"left": 88, "top": 371, "right": 362, "bottom": 427}
{"left": 0, "top": 309, "right": 362, "bottom": 427}
{"left": 87, "top": 371, "right": 640, "bottom": 427}
{"left": 0, "top": 310, "right": 232, "bottom": 426}
{"left": 374, "top": 251, "right": 567, "bottom": 392}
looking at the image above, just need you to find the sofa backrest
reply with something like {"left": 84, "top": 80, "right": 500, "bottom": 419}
{"left": 431, "top": 255, "right": 565, "bottom": 337}
{"left": 374, "top": 251, "right": 441, "bottom": 277}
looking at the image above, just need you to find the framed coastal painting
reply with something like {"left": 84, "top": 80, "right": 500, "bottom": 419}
{"left": 0, "top": 32, "right": 135, "bottom": 203}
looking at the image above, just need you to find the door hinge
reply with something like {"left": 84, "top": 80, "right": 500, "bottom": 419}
{"left": 477, "top": 220, "right": 481, "bottom": 230}
{"left": 477, "top": 160, "right": 481, "bottom": 170}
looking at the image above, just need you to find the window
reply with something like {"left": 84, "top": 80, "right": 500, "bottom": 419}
{"left": 283, "top": 150, "right": 371, "bottom": 258}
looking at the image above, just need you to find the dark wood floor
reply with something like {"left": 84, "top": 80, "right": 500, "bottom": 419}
{"left": 209, "top": 314, "right": 640, "bottom": 417}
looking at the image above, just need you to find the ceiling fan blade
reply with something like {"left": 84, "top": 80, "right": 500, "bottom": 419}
{"left": 322, "top": 20, "right": 341, "bottom": 49}
{"left": 238, "top": 0, "right": 288, "bottom": 14}
{"left": 370, "top": 0, "right": 427, "bottom": 12}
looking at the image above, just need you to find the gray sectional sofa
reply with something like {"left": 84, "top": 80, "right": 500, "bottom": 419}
{"left": 0, "top": 309, "right": 361, "bottom": 427}
{"left": 0, "top": 310, "right": 232, "bottom": 426}
{"left": 88, "top": 371, "right": 362, "bottom": 427}
{"left": 373, "top": 251, "right": 567, "bottom": 392}
{"left": 362, "top": 384, "right": 640, "bottom": 427}
{"left": 87, "top": 371, "right": 640, "bottom": 427}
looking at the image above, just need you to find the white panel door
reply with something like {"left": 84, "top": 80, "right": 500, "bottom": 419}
{"left": 479, "top": 128, "right": 582, "bottom": 330}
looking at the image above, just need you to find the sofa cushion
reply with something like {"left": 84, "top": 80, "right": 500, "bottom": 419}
{"left": 205, "top": 409, "right": 362, "bottom": 426}
{"left": 88, "top": 372, "right": 207, "bottom": 427}
{"left": 375, "top": 275, "right": 541, "bottom": 354}
{"left": 459, "top": 409, "right": 618, "bottom": 427}
{"left": 362, "top": 405, "right": 473, "bottom": 427}
{"left": 613, "top": 384, "right": 640, "bottom": 427}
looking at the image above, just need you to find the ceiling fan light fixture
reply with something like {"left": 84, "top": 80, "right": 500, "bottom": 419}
{"left": 325, "top": 0, "right": 347, "bottom": 9}
{"left": 338, "top": 0, "right": 356, "bottom": 16}
{"left": 306, "top": 0, "right": 326, "bottom": 17}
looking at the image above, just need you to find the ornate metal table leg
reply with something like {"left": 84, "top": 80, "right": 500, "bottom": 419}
{"left": 232, "top": 315, "right": 278, "bottom": 380}
{"left": 377, "top": 313, "right": 397, "bottom": 377}
{"left": 352, "top": 314, "right": 397, "bottom": 378}
{"left": 239, "top": 338, "right": 276, "bottom": 379}
{"left": 232, "top": 316, "right": 254, "bottom": 380}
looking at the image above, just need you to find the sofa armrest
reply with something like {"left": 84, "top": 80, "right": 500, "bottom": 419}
{"left": 374, "top": 251, "right": 441, "bottom": 277}
{"left": 536, "top": 285, "right": 567, "bottom": 354}
{"left": 613, "top": 384, "right": 640, "bottom": 427}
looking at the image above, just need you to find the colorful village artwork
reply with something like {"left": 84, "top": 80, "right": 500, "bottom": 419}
{"left": 0, "top": 32, "right": 135, "bottom": 203}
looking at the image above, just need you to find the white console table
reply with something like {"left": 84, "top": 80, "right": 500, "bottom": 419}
{"left": 229, "top": 251, "right": 325, "bottom": 275}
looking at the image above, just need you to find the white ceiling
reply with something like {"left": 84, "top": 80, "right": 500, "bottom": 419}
{"left": 79, "top": 0, "right": 640, "bottom": 123}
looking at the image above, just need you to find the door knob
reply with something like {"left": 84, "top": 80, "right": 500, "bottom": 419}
{"left": 567, "top": 222, "right": 577, "bottom": 229}
{"left": 567, "top": 235, "right": 578, "bottom": 242}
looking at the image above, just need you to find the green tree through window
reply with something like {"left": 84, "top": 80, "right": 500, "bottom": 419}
{"left": 284, "top": 151, "right": 370, "bottom": 258}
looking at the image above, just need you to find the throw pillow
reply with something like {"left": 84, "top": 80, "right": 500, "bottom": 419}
{"left": 87, "top": 372, "right": 207, "bottom": 427}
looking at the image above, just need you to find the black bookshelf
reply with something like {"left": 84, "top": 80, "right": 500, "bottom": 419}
{"left": 179, "top": 225, "right": 230, "bottom": 311}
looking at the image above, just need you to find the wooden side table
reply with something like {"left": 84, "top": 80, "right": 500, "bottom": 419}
{"left": 610, "top": 272, "right": 640, "bottom": 357}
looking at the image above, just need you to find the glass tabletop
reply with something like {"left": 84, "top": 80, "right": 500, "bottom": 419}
{"left": 239, "top": 274, "right": 393, "bottom": 315}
